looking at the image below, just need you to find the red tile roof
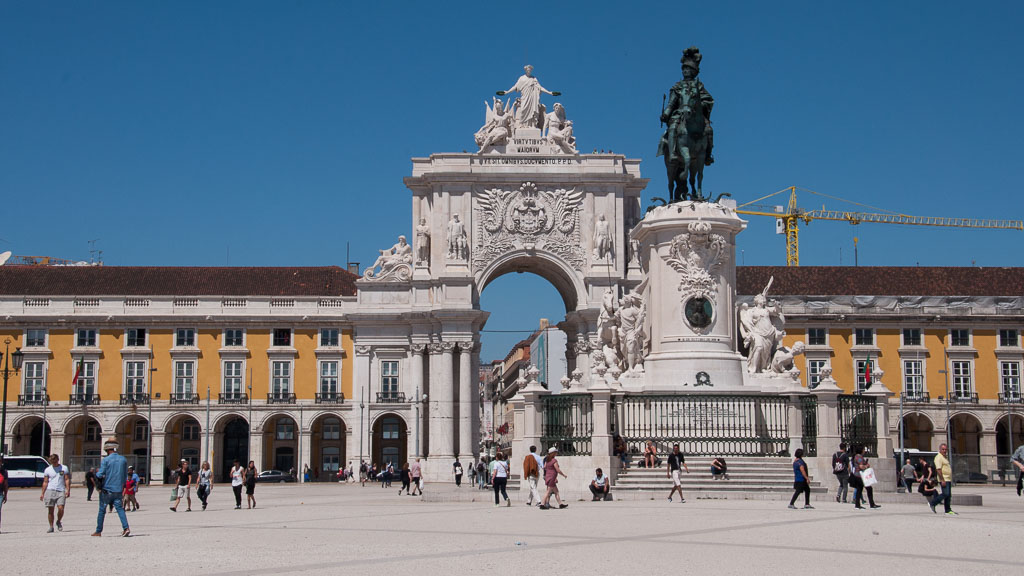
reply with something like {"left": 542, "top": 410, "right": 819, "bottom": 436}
{"left": 0, "top": 266, "right": 358, "bottom": 297}
{"left": 737, "top": 266, "right": 1024, "bottom": 297}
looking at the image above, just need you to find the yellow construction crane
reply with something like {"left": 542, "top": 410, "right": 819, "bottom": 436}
{"left": 736, "top": 186, "right": 1024, "bottom": 266}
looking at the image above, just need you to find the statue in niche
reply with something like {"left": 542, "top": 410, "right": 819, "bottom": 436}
{"left": 415, "top": 218, "right": 430, "bottom": 265}
{"left": 770, "top": 341, "right": 806, "bottom": 377}
{"left": 365, "top": 236, "right": 413, "bottom": 281}
{"left": 447, "top": 213, "right": 468, "bottom": 260}
{"left": 738, "top": 280, "right": 786, "bottom": 373}
{"left": 543, "top": 103, "right": 576, "bottom": 153}
{"left": 616, "top": 290, "right": 647, "bottom": 374}
{"left": 657, "top": 46, "right": 715, "bottom": 202}
{"left": 593, "top": 214, "right": 613, "bottom": 262}
{"left": 474, "top": 97, "right": 514, "bottom": 152}
{"left": 497, "top": 64, "right": 561, "bottom": 130}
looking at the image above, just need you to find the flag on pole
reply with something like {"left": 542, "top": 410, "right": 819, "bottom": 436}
{"left": 863, "top": 354, "right": 873, "bottom": 390}
{"left": 72, "top": 357, "right": 84, "bottom": 389}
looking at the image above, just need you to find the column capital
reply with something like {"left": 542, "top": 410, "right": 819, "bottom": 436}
{"left": 439, "top": 341, "right": 457, "bottom": 353}
{"left": 455, "top": 340, "right": 475, "bottom": 352}
{"left": 355, "top": 345, "right": 372, "bottom": 356}
{"left": 427, "top": 343, "right": 445, "bottom": 355}
{"left": 410, "top": 343, "right": 428, "bottom": 354}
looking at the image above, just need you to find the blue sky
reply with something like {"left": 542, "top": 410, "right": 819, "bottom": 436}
{"left": 3, "top": 2, "right": 1023, "bottom": 361}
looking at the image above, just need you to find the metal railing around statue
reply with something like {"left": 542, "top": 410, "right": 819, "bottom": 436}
{"left": 800, "top": 396, "right": 818, "bottom": 457}
{"left": 838, "top": 394, "right": 877, "bottom": 456}
{"left": 540, "top": 394, "right": 594, "bottom": 456}
{"left": 619, "top": 395, "right": 790, "bottom": 457}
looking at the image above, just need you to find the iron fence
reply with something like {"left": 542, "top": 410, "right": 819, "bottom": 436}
{"left": 838, "top": 394, "right": 877, "bottom": 456}
{"left": 800, "top": 396, "right": 818, "bottom": 457}
{"left": 619, "top": 394, "right": 790, "bottom": 456}
{"left": 540, "top": 394, "right": 593, "bottom": 456}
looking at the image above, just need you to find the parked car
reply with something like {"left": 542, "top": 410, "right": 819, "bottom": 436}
{"left": 3, "top": 455, "right": 49, "bottom": 487}
{"left": 256, "top": 469, "right": 296, "bottom": 483}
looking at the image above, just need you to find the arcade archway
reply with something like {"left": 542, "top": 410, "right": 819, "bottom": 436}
{"left": 371, "top": 413, "right": 407, "bottom": 469}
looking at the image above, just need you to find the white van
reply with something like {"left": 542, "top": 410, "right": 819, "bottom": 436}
{"left": 3, "top": 455, "right": 49, "bottom": 487}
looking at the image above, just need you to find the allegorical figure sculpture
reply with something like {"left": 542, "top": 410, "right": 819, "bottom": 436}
{"left": 617, "top": 290, "right": 647, "bottom": 374}
{"left": 543, "top": 102, "right": 576, "bottom": 153}
{"left": 593, "top": 214, "right": 613, "bottom": 261}
{"left": 739, "top": 289, "right": 786, "bottom": 374}
{"left": 415, "top": 218, "right": 430, "bottom": 265}
{"left": 475, "top": 97, "right": 514, "bottom": 152}
{"left": 365, "top": 236, "right": 413, "bottom": 281}
{"left": 657, "top": 46, "right": 715, "bottom": 203}
{"left": 447, "top": 213, "right": 468, "bottom": 260}
{"left": 770, "top": 341, "right": 806, "bottom": 376}
{"left": 497, "top": 65, "right": 560, "bottom": 130}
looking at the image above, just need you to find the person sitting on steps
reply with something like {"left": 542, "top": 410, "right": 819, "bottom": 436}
{"left": 710, "top": 457, "right": 729, "bottom": 480}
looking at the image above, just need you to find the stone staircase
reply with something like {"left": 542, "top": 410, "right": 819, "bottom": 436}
{"left": 612, "top": 456, "right": 827, "bottom": 499}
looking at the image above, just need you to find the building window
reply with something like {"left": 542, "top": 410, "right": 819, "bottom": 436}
{"left": 272, "top": 329, "right": 292, "bottom": 347}
{"left": 807, "top": 328, "right": 827, "bottom": 347}
{"left": 176, "top": 328, "right": 196, "bottom": 347}
{"left": 223, "top": 361, "right": 243, "bottom": 396}
{"left": 999, "top": 329, "right": 1020, "bottom": 348}
{"left": 182, "top": 419, "right": 200, "bottom": 441}
{"left": 181, "top": 448, "right": 199, "bottom": 469}
{"left": 125, "top": 361, "right": 147, "bottom": 395}
{"left": 320, "top": 328, "right": 340, "bottom": 347}
{"left": 86, "top": 421, "right": 102, "bottom": 442}
{"left": 23, "top": 361, "right": 46, "bottom": 398}
{"left": 951, "top": 360, "right": 972, "bottom": 398}
{"left": 320, "top": 361, "right": 339, "bottom": 394}
{"left": 854, "top": 328, "right": 874, "bottom": 347}
{"left": 1002, "top": 362, "right": 1021, "bottom": 398}
{"left": 903, "top": 360, "right": 924, "bottom": 397}
{"left": 382, "top": 419, "right": 400, "bottom": 440}
{"left": 75, "top": 361, "right": 96, "bottom": 395}
{"left": 25, "top": 329, "right": 47, "bottom": 348}
{"left": 224, "top": 329, "right": 244, "bottom": 347}
{"left": 855, "top": 359, "right": 874, "bottom": 392}
{"left": 175, "top": 361, "right": 195, "bottom": 395}
{"left": 272, "top": 361, "right": 291, "bottom": 394}
{"left": 276, "top": 421, "right": 294, "bottom": 440}
{"left": 323, "top": 417, "right": 341, "bottom": 440}
{"left": 321, "top": 447, "right": 340, "bottom": 473}
{"left": 950, "top": 329, "right": 970, "bottom": 347}
{"left": 902, "top": 328, "right": 922, "bottom": 347}
{"left": 381, "top": 360, "right": 399, "bottom": 398}
{"left": 134, "top": 420, "right": 149, "bottom": 441}
{"left": 126, "top": 328, "right": 146, "bottom": 347}
{"left": 77, "top": 329, "right": 97, "bottom": 347}
{"left": 807, "top": 359, "right": 827, "bottom": 388}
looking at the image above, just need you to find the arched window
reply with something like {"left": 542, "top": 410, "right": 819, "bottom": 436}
{"left": 323, "top": 418, "right": 340, "bottom": 440}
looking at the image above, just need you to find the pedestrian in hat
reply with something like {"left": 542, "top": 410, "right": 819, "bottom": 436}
{"left": 538, "top": 446, "right": 568, "bottom": 510}
{"left": 92, "top": 438, "right": 130, "bottom": 537}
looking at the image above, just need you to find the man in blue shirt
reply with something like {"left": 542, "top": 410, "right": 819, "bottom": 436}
{"left": 92, "top": 438, "right": 130, "bottom": 537}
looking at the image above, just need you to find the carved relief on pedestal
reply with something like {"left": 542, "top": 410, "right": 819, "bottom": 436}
{"left": 473, "top": 181, "right": 585, "bottom": 271}
{"left": 663, "top": 220, "right": 728, "bottom": 334}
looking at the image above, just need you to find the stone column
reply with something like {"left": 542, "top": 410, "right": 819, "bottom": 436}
{"left": 149, "top": 432, "right": 166, "bottom": 485}
{"left": 50, "top": 433, "right": 66, "bottom": 468}
{"left": 410, "top": 344, "right": 426, "bottom": 457}
{"left": 863, "top": 372, "right": 896, "bottom": 489}
{"left": 354, "top": 346, "right": 372, "bottom": 464}
{"left": 458, "top": 341, "right": 474, "bottom": 463}
{"left": 299, "top": 430, "right": 313, "bottom": 483}
{"left": 809, "top": 372, "right": 842, "bottom": 479}
{"left": 428, "top": 343, "right": 455, "bottom": 462}
{"left": 518, "top": 376, "right": 550, "bottom": 455}
{"left": 249, "top": 428, "right": 264, "bottom": 473}
{"left": 589, "top": 382, "right": 614, "bottom": 475}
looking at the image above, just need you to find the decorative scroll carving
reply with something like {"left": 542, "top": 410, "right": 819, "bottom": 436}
{"left": 427, "top": 343, "right": 445, "bottom": 355}
{"left": 355, "top": 346, "right": 372, "bottom": 356}
{"left": 663, "top": 221, "right": 727, "bottom": 334}
{"left": 474, "top": 182, "right": 585, "bottom": 271}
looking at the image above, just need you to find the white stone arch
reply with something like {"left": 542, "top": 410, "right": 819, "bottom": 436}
{"left": 369, "top": 410, "right": 412, "bottom": 430}
{"left": 157, "top": 410, "right": 203, "bottom": 433}
{"left": 10, "top": 412, "right": 48, "bottom": 432}
{"left": 110, "top": 412, "right": 151, "bottom": 435}
{"left": 56, "top": 412, "right": 104, "bottom": 434}
{"left": 475, "top": 248, "right": 589, "bottom": 313}
{"left": 258, "top": 410, "right": 298, "bottom": 431}
{"left": 212, "top": 411, "right": 250, "bottom": 432}
{"left": 304, "top": 410, "right": 351, "bottom": 434}
{"left": 945, "top": 410, "right": 984, "bottom": 431}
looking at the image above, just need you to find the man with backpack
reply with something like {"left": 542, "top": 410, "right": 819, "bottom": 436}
{"left": 832, "top": 442, "right": 851, "bottom": 503}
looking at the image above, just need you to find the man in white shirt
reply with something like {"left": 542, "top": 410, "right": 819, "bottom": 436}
{"left": 40, "top": 453, "right": 71, "bottom": 533}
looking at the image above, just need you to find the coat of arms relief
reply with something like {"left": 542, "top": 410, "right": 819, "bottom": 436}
{"left": 473, "top": 182, "right": 585, "bottom": 271}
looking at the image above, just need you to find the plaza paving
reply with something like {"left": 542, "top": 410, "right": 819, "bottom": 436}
{"left": 0, "top": 482, "right": 1021, "bottom": 575}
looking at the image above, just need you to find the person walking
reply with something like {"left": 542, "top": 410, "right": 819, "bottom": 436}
{"left": 230, "top": 460, "right": 244, "bottom": 509}
{"left": 1010, "top": 443, "right": 1024, "bottom": 497}
{"left": 453, "top": 459, "right": 464, "bottom": 487}
{"left": 410, "top": 458, "right": 423, "bottom": 496}
{"left": 831, "top": 442, "right": 851, "bottom": 503}
{"left": 850, "top": 445, "right": 880, "bottom": 510}
{"left": 788, "top": 448, "right": 813, "bottom": 509}
{"left": 85, "top": 467, "right": 97, "bottom": 501}
{"left": 92, "top": 438, "right": 130, "bottom": 537}
{"left": 929, "top": 443, "right": 956, "bottom": 515}
{"left": 398, "top": 463, "right": 412, "bottom": 495}
{"left": 539, "top": 447, "right": 568, "bottom": 510}
{"left": 170, "top": 460, "right": 193, "bottom": 512}
{"left": 40, "top": 453, "right": 71, "bottom": 533}
{"left": 491, "top": 452, "right": 511, "bottom": 507}
{"left": 359, "top": 461, "right": 368, "bottom": 486}
{"left": 476, "top": 459, "right": 488, "bottom": 490}
{"left": 245, "top": 461, "right": 258, "bottom": 509}
{"left": 666, "top": 443, "right": 689, "bottom": 503}
{"left": 901, "top": 458, "right": 917, "bottom": 494}
{"left": 523, "top": 445, "right": 543, "bottom": 506}
{"left": 123, "top": 466, "right": 140, "bottom": 511}
{"left": 197, "top": 462, "right": 213, "bottom": 510}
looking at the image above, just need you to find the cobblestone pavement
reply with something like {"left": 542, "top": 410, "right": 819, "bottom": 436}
{"left": 0, "top": 483, "right": 1021, "bottom": 575}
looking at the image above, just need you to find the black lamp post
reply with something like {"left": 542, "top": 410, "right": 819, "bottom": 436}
{"left": 1, "top": 338, "right": 26, "bottom": 454}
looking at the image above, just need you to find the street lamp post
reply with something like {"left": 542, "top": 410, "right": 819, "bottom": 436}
{"left": 413, "top": 387, "right": 428, "bottom": 458}
{"left": 940, "top": 366, "right": 952, "bottom": 454}
{"left": 205, "top": 380, "right": 211, "bottom": 465}
{"left": 359, "top": 392, "right": 365, "bottom": 472}
{"left": 147, "top": 365, "right": 157, "bottom": 484}
{"left": 41, "top": 366, "right": 48, "bottom": 457}
{"left": 247, "top": 373, "right": 253, "bottom": 464}
{"left": 1, "top": 338, "right": 26, "bottom": 454}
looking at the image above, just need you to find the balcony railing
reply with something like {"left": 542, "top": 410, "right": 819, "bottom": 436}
{"left": 170, "top": 393, "right": 200, "bottom": 405}
{"left": 268, "top": 392, "right": 297, "bottom": 404}
{"left": 219, "top": 393, "right": 249, "bottom": 405}
{"left": 18, "top": 394, "right": 49, "bottom": 406}
{"left": 69, "top": 393, "right": 101, "bottom": 406}
{"left": 119, "top": 393, "right": 151, "bottom": 405}
{"left": 999, "top": 391, "right": 1023, "bottom": 404}
{"left": 375, "top": 392, "right": 407, "bottom": 403}
{"left": 315, "top": 391, "right": 345, "bottom": 404}
{"left": 902, "top": 391, "right": 930, "bottom": 403}
{"left": 947, "top": 392, "right": 979, "bottom": 404}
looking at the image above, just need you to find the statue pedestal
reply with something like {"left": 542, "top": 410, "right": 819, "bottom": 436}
{"left": 631, "top": 201, "right": 748, "bottom": 391}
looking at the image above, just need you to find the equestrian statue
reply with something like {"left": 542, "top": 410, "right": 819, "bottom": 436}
{"left": 657, "top": 46, "right": 715, "bottom": 203}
